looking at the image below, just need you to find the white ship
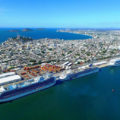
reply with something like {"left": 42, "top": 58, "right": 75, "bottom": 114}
{"left": 58, "top": 65, "right": 99, "bottom": 81}
{"left": 58, "top": 70, "right": 73, "bottom": 81}
{"left": 71, "top": 66, "right": 99, "bottom": 79}
{"left": 109, "top": 58, "right": 120, "bottom": 67}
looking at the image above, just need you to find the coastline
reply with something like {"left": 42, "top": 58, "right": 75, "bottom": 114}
{"left": 0, "top": 28, "right": 91, "bottom": 44}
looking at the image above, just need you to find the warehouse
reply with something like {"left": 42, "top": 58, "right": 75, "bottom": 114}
{"left": 0, "top": 72, "right": 15, "bottom": 79}
{"left": 0, "top": 75, "right": 21, "bottom": 85}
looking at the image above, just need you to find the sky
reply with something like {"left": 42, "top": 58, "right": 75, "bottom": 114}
{"left": 0, "top": 0, "right": 120, "bottom": 28}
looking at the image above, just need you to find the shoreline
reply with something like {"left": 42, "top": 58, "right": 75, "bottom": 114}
{"left": 0, "top": 28, "right": 91, "bottom": 43}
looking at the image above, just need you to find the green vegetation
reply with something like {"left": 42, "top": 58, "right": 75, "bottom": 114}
{"left": 86, "top": 52, "right": 91, "bottom": 56}
{"left": 48, "top": 48, "right": 53, "bottom": 51}
{"left": 38, "top": 60, "right": 42, "bottom": 64}
{"left": 29, "top": 59, "right": 36, "bottom": 63}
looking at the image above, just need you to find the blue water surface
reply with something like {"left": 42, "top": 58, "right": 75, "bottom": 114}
{"left": 0, "top": 28, "right": 91, "bottom": 43}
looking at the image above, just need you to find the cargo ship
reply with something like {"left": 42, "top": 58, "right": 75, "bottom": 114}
{"left": 0, "top": 72, "right": 56, "bottom": 103}
{"left": 57, "top": 65, "right": 99, "bottom": 81}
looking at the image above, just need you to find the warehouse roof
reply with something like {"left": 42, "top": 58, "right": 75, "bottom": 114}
{"left": 0, "top": 72, "right": 15, "bottom": 79}
{"left": 0, "top": 75, "right": 21, "bottom": 85}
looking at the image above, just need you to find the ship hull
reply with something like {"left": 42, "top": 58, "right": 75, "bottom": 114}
{"left": 109, "top": 64, "right": 120, "bottom": 67}
{"left": 109, "top": 60, "right": 120, "bottom": 67}
{"left": 58, "top": 68, "right": 99, "bottom": 82}
{"left": 72, "top": 68, "right": 99, "bottom": 79}
{"left": 0, "top": 77, "right": 56, "bottom": 103}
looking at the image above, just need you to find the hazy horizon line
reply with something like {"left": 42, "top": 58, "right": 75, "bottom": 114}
{"left": 1, "top": 27, "right": 120, "bottom": 30}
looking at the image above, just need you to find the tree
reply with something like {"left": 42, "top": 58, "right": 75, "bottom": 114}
{"left": 30, "top": 59, "right": 36, "bottom": 63}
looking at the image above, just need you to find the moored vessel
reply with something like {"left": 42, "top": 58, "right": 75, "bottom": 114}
{"left": 71, "top": 66, "right": 99, "bottom": 79}
{"left": 57, "top": 65, "right": 99, "bottom": 82}
{"left": 109, "top": 58, "right": 120, "bottom": 67}
{"left": 0, "top": 73, "right": 56, "bottom": 103}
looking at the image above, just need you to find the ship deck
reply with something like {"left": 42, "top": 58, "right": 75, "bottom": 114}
{"left": 95, "top": 63, "right": 109, "bottom": 68}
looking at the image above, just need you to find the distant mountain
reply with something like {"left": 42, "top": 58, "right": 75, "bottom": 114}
{"left": 22, "top": 28, "right": 33, "bottom": 32}
{"left": 9, "top": 29, "right": 19, "bottom": 32}
{"left": 36, "top": 28, "right": 45, "bottom": 31}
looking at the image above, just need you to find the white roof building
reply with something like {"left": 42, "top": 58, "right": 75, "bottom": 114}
{"left": 0, "top": 75, "right": 21, "bottom": 85}
{"left": 0, "top": 72, "right": 15, "bottom": 79}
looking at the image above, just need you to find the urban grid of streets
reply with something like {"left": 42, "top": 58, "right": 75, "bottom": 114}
{"left": 0, "top": 30, "right": 120, "bottom": 72}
